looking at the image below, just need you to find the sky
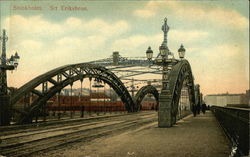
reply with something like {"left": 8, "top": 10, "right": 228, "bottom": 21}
{"left": 0, "top": 0, "right": 249, "bottom": 96}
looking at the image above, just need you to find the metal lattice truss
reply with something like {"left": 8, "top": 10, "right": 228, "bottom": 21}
{"left": 89, "top": 57, "right": 197, "bottom": 119}
{"left": 88, "top": 56, "right": 163, "bottom": 92}
{"left": 10, "top": 56, "right": 197, "bottom": 124}
{"left": 88, "top": 55, "right": 197, "bottom": 119}
{"left": 168, "top": 60, "right": 196, "bottom": 118}
{"left": 11, "top": 63, "right": 136, "bottom": 123}
{"left": 135, "top": 85, "right": 159, "bottom": 111}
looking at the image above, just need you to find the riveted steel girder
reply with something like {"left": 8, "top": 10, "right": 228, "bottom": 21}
{"left": 10, "top": 63, "right": 135, "bottom": 123}
{"left": 134, "top": 85, "right": 159, "bottom": 111}
{"left": 168, "top": 60, "right": 195, "bottom": 118}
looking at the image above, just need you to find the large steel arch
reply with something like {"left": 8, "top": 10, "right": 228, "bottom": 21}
{"left": 168, "top": 60, "right": 195, "bottom": 124}
{"left": 134, "top": 85, "right": 159, "bottom": 111}
{"left": 10, "top": 63, "right": 135, "bottom": 123}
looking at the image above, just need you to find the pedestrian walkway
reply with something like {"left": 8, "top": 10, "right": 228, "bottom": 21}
{"left": 66, "top": 111, "right": 231, "bottom": 157}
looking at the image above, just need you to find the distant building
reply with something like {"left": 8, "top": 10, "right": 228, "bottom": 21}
{"left": 204, "top": 90, "right": 249, "bottom": 107}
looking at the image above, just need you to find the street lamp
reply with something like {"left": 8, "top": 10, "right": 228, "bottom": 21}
{"left": 8, "top": 52, "right": 20, "bottom": 69}
{"left": 9, "top": 55, "right": 15, "bottom": 65}
{"left": 145, "top": 18, "right": 186, "bottom": 128}
{"left": 14, "top": 52, "right": 20, "bottom": 68}
{"left": 178, "top": 44, "right": 186, "bottom": 59}
{"left": 146, "top": 46, "right": 153, "bottom": 61}
{"left": 159, "top": 44, "right": 168, "bottom": 58}
{"left": 0, "top": 29, "right": 20, "bottom": 126}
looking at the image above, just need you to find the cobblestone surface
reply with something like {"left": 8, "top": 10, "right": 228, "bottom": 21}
{"left": 36, "top": 111, "right": 230, "bottom": 157}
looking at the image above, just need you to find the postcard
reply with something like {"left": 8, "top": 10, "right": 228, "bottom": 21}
{"left": 0, "top": 0, "right": 249, "bottom": 157}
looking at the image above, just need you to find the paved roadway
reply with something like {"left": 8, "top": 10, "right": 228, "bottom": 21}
{"left": 37, "top": 111, "right": 231, "bottom": 157}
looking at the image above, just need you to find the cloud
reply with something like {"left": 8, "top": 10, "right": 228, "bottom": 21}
{"left": 111, "top": 34, "right": 161, "bottom": 56}
{"left": 4, "top": 15, "right": 130, "bottom": 41}
{"left": 189, "top": 43, "right": 248, "bottom": 94}
{"left": 4, "top": 15, "right": 130, "bottom": 87}
{"left": 19, "top": 40, "right": 44, "bottom": 51}
{"left": 83, "top": 19, "right": 130, "bottom": 37}
{"left": 111, "top": 29, "right": 209, "bottom": 56}
{"left": 53, "top": 35, "right": 106, "bottom": 60}
{"left": 133, "top": 1, "right": 177, "bottom": 18}
{"left": 133, "top": 1, "right": 248, "bottom": 30}
{"left": 169, "top": 30, "right": 209, "bottom": 43}
{"left": 133, "top": 8, "right": 156, "bottom": 18}
{"left": 112, "top": 35, "right": 148, "bottom": 50}
{"left": 5, "top": 15, "right": 63, "bottom": 39}
{"left": 190, "top": 44, "right": 247, "bottom": 76}
{"left": 3, "top": 6, "right": 248, "bottom": 96}
{"left": 175, "top": 8, "right": 249, "bottom": 30}
{"left": 63, "top": 17, "right": 130, "bottom": 37}
{"left": 3, "top": 14, "right": 130, "bottom": 54}
{"left": 64, "top": 17, "right": 83, "bottom": 29}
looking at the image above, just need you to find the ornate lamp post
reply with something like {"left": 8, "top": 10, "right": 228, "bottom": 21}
{"left": 146, "top": 46, "right": 153, "bottom": 61}
{"left": 178, "top": 44, "right": 186, "bottom": 60}
{"left": 0, "top": 29, "right": 20, "bottom": 125}
{"left": 146, "top": 18, "right": 186, "bottom": 127}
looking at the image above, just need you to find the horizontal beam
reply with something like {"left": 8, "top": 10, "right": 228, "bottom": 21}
{"left": 121, "top": 78, "right": 161, "bottom": 82}
{"left": 119, "top": 70, "right": 162, "bottom": 79}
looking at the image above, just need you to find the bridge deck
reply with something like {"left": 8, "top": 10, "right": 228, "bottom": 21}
{"left": 68, "top": 111, "right": 231, "bottom": 157}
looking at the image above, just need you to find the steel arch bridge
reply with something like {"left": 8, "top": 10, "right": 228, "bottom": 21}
{"left": 135, "top": 85, "right": 159, "bottom": 111}
{"left": 10, "top": 63, "right": 136, "bottom": 123}
{"left": 10, "top": 59, "right": 196, "bottom": 124}
{"left": 168, "top": 60, "right": 196, "bottom": 123}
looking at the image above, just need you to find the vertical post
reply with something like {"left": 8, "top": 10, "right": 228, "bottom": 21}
{"left": 0, "top": 95, "right": 11, "bottom": 125}
{"left": 81, "top": 105, "right": 84, "bottom": 118}
{"left": 109, "top": 85, "right": 112, "bottom": 114}
{"left": 57, "top": 74, "right": 62, "bottom": 119}
{"left": 179, "top": 90, "right": 182, "bottom": 119}
{"left": 58, "top": 91, "right": 61, "bottom": 119}
{"left": 0, "top": 30, "right": 8, "bottom": 95}
{"left": 158, "top": 18, "right": 172, "bottom": 128}
{"left": 89, "top": 78, "right": 92, "bottom": 116}
{"left": 24, "top": 94, "right": 27, "bottom": 109}
{"left": 80, "top": 78, "right": 83, "bottom": 117}
{"left": 131, "top": 78, "right": 135, "bottom": 97}
{"left": 158, "top": 63, "right": 172, "bottom": 127}
{"left": 80, "top": 78, "right": 84, "bottom": 118}
{"left": 104, "top": 83, "right": 106, "bottom": 115}
{"left": 43, "top": 102, "right": 46, "bottom": 122}
{"left": 97, "top": 87, "right": 99, "bottom": 116}
{"left": 0, "top": 30, "right": 10, "bottom": 126}
{"left": 112, "top": 51, "right": 119, "bottom": 66}
{"left": 42, "top": 82, "right": 48, "bottom": 122}
{"left": 70, "top": 84, "right": 73, "bottom": 118}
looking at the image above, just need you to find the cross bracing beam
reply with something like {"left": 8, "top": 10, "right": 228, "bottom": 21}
{"left": 31, "top": 89, "right": 43, "bottom": 97}
{"left": 48, "top": 78, "right": 58, "bottom": 85}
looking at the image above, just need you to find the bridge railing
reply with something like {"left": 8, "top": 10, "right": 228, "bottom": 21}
{"left": 211, "top": 106, "right": 249, "bottom": 156}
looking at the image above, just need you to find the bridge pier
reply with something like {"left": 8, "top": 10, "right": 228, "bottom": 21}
{"left": 158, "top": 90, "right": 172, "bottom": 127}
{"left": 0, "top": 95, "right": 11, "bottom": 126}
